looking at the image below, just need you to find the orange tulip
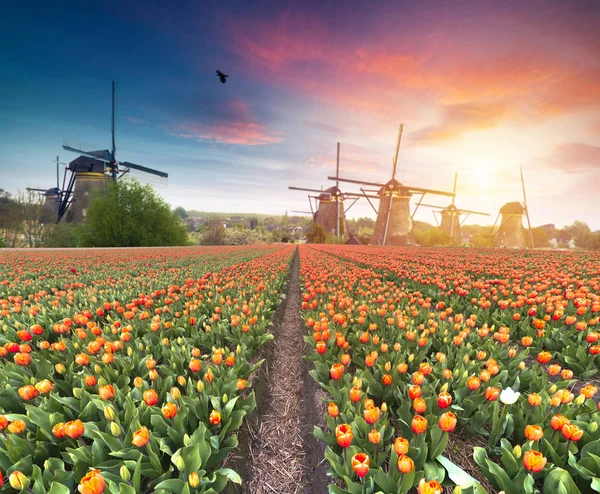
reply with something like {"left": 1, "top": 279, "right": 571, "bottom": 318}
{"left": 418, "top": 479, "right": 443, "bottom": 494}
{"left": 528, "top": 393, "right": 542, "bottom": 407}
{"left": 329, "top": 363, "right": 344, "bottom": 380}
{"left": 550, "top": 415, "right": 570, "bottom": 431}
{"left": 336, "top": 423, "right": 353, "bottom": 448}
{"left": 394, "top": 437, "right": 409, "bottom": 455}
{"left": 413, "top": 398, "right": 427, "bottom": 414}
{"left": 7, "top": 419, "right": 26, "bottom": 434}
{"left": 524, "top": 425, "right": 544, "bottom": 441}
{"left": 562, "top": 424, "right": 584, "bottom": 442}
{"left": 351, "top": 452, "right": 370, "bottom": 478}
{"left": 364, "top": 406, "right": 380, "bottom": 425}
{"left": 368, "top": 429, "right": 380, "bottom": 444}
{"left": 327, "top": 402, "right": 339, "bottom": 418}
{"left": 78, "top": 469, "right": 105, "bottom": 494}
{"left": 98, "top": 384, "right": 115, "bottom": 400}
{"left": 437, "top": 392, "right": 452, "bottom": 409}
{"left": 438, "top": 412, "right": 457, "bottom": 433}
{"left": 349, "top": 387, "right": 362, "bottom": 403}
{"left": 537, "top": 351, "right": 552, "bottom": 364}
{"left": 408, "top": 385, "right": 422, "bottom": 400}
{"left": 484, "top": 387, "right": 500, "bottom": 401}
{"left": 523, "top": 450, "right": 547, "bottom": 472}
{"left": 52, "top": 422, "right": 66, "bottom": 438}
{"left": 411, "top": 415, "right": 428, "bottom": 434}
{"left": 397, "top": 454, "right": 415, "bottom": 474}
{"left": 467, "top": 376, "right": 481, "bottom": 391}
{"left": 132, "top": 426, "right": 149, "bottom": 447}
{"left": 0, "top": 415, "right": 8, "bottom": 432}
{"left": 143, "top": 389, "right": 159, "bottom": 406}
{"left": 18, "top": 385, "right": 38, "bottom": 401}
{"left": 35, "top": 379, "right": 53, "bottom": 394}
{"left": 162, "top": 402, "right": 177, "bottom": 419}
{"left": 65, "top": 420, "right": 85, "bottom": 439}
{"left": 209, "top": 409, "right": 221, "bottom": 426}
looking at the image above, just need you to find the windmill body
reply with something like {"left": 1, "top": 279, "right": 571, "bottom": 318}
{"left": 496, "top": 202, "right": 526, "bottom": 248}
{"left": 439, "top": 204, "right": 462, "bottom": 244}
{"left": 315, "top": 186, "right": 347, "bottom": 236}
{"left": 371, "top": 179, "right": 413, "bottom": 246}
{"left": 39, "top": 188, "right": 61, "bottom": 224}
{"left": 64, "top": 155, "right": 110, "bottom": 223}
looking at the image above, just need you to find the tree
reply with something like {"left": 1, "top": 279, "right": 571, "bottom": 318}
{"left": 41, "top": 223, "right": 80, "bottom": 248}
{"left": 563, "top": 221, "right": 591, "bottom": 248}
{"left": 173, "top": 206, "right": 188, "bottom": 219}
{"left": 79, "top": 179, "right": 188, "bottom": 247}
{"left": 306, "top": 223, "right": 327, "bottom": 244}
{"left": 196, "top": 221, "right": 227, "bottom": 246}
{"left": 0, "top": 189, "right": 22, "bottom": 247}
{"left": 530, "top": 227, "right": 549, "bottom": 248}
{"left": 16, "top": 190, "right": 47, "bottom": 248}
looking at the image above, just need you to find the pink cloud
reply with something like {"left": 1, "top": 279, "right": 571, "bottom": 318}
{"left": 545, "top": 143, "right": 600, "bottom": 174}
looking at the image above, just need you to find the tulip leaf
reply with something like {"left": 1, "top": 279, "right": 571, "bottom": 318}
{"left": 591, "top": 477, "right": 600, "bottom": 492}
{"left": 543, "top": 468, "right": 581, "bottom": 494}
{"left": 47, "top": 483, "right": 71, "bottom": 494}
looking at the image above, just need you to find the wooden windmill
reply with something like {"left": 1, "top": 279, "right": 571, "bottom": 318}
{"left": 56, "top": 81, "right": 168, "bottom": 223}
{"left": 419, "top": 173, "right": 490, "bottom": 244}
{"left": 288, "top": 143, "right": 361, "bottom": 238}
{"left": 328, "top": 124, "right": 455, "bottom": 246}
{"left": 489, "top": 166, "right": 534, "bottom": 248}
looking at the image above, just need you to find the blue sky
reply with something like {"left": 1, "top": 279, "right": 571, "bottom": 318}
{"left": 1, "top": 0, "right": 599, "bottom": 229}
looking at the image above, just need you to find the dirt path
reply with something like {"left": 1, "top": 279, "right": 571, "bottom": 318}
{"left": 245, "top": 247, "right": 329, "bottom": 494}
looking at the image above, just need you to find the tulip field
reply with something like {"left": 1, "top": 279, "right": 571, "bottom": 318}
{"left": 1, "top": 245, "right": 600, "bottom": 493}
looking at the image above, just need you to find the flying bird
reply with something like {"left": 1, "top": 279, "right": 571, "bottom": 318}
{"left": 216, "top": 70, "right": 229, "bottom": 84}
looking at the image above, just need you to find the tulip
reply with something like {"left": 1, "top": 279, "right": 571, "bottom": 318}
{"left": 189, "top": 472, "right": 200, "bottom": 488}
{"left": 9, "top": 471, "right": 30, "bottom": 490}
{"left": 351, "top": 452, "right": 370, "bottom": 478}
{"left": 408, "top": 385, "right": 422, "bottom": 400}
{"left": 537, "top": 351, "right": 552, "bottom": 364}
{"left": 466, "top": 376, "right": 480, "bottom": 391}
{"left": 364, "top": 406, "right": 380, "bottom": 425}
{"left": 52, "top": 422, "right": 66, "bottom": 438}
{"left": 329, "top": 363, "right": 344, "bottom": 380}
{"left": 7, "top": 419, "right": 26, "bottom": 433}
{"left": 418, "top": 479, "right": 443, "bottom": 494}
{"left": 500, "top": 388, "right": 520, "bottom": 405}
{"left": 438, "top": 412, "right": 457, "bottom": 433}
{"left": 484, "top": 387, "right": 500, "bottom": 401}
{"left": 397, "top": 454, "right": 414, "bottom": 474}
{"left": 562, "top": 424, "right": 583, "bottom": 442}
{"left": 394, "top": 437, "right": 409, "bottom": 455}
{"left": 528, "top": 393, "right": 542, "bottom": 407}
{"left": 0, "top": 415, "right": 8, "bottom": 431}
{"left": 78, "top": 469, "right": 106, "bottom": 494}
{"left": 209, "top": 409, "right": 221, "bottom": 426}
{"left": 437, "top": 392, "right": 452, "bottom": 409}
{"left": 368, "top": 429, "right": 380, "bottom": 444}
{"left": 336, "top": 423, "right": 353, "bottom": 448}
{"left": 349, "top": 387, "right": 362, "bottom": 403}
{"left": 524, "top": 424, "right": 544, "bottom": 441}
{"left": 413, "top": 398, "right": 427, "bottom": 414}
{"left": 132, "top": 426, "right": 149, "bottom": 447}
{"left": 162, "top": 402, "right": 178, "bottom": 420}
{"left": 411, "top": 415, "right": 428, "bottom": 434}
{"left": 143, "top": 389, "right": 159, "bottom": 406}
{"left": 18, "top": 385, "right": 38, "bottom": 401}
{"left": 328, "top": 402, "right": 339, "bottom": 418}
{"left": 550, "top": 415, "right": 570, "bottom": 431}
{"left": 523, "top": 450, "right": 547, "bottom": 472}
{"left": 98, "top": 384, "right": 115, "bottom": 400}
{"left": 64, "top": 419, "right": 85, "bottom": 439}
{"left": 35, "top": 379, "right": 54, "bottom": 394}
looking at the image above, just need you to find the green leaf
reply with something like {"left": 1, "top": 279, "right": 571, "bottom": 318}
{"left": 214, "top": 468, "right": 242, "bottom": 484}
{"left": 47, "top": 483, "right": 71, "bottom": 494}
{"left": 543, "top": 468, "right": 581, "bottom": 494}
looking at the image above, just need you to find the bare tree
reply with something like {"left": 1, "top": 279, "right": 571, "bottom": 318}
{"left": 15, "top": 190, "right": 47, "bottom": 248}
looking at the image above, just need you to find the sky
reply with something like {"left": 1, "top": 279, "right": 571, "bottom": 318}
{"left": 1, "top": 0, "right": 599, "bottom": 229}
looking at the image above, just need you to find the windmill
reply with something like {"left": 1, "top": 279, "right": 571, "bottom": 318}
{"left": 56, "top": 81, "right": 168, "bottom": 223}
{"left": 288, "top": 143, "right": 362, "bottom": 238}
{"left": 27, "top": 156, "right": 66, "bottom": 224}
{"left": 418, "top": 173, "right": 490, "bottom": 244}
{"left": 488, "top": 166, "right": 534, "bottom": 248}
{"left": 328, "top": 124, "right": 455, "bottom": 246}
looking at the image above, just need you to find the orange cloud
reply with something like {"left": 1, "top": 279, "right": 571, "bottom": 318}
{"left": 545, "top": 142, "right": 600, "bottom": 174}
{"left": 175, "top": 121, "right": 282, "bottom": 146}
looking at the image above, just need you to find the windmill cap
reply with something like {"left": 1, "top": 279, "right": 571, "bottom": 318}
{"left": 68, "top": 156, "right": 106, "bottom": 173}
{"left": 500, "top": 202, "right": 524, "bottom": 214}
{"left": 319, "top": 186, "right": 343, "bottom": 199}
{"left": 379, "top": 178, "right": 410, "bottom": 195}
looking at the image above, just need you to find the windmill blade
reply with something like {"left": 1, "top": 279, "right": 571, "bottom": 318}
{"left": 456, "top": 208, "right": 490, "bottom": 216}
{"left": 521, "top": 165, "right": 535, "bottom": 248}
{"left": 405, "top": 185, "right": 455, "bottom": 197}
{"left": 418, "top": 203, "right": 445, "bottom": 209}
{"left": 391, "top": 123, "right": 404, "bottom": 179}
{"left": 120, "top": 161, "right": 168, "bottom": 179}
{"left": 343, "top": 191, "right": 379, "bottom": 199}
{"left": 289, "top": 186, "right": 330, "bottom": 195}
{"left": 291, "top": 210, "right": 312, "bottom": 215}
{"left": 451, "top": 172, "right": 457, "bottom": 207}
{"left": 63, "top": 145, "right": 111, "bottom": 163}
{"left": 328, "top": 176, "right": 385, "bottom": 188}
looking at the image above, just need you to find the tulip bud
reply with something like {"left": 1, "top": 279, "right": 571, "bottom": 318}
{"left": 443, "top": 336, "right": 448, "bottom": 344}
{"left": 548, "top": 384, "right": 557, "bottom": 395}
{"left": 98, "top": 377, "right": 107, "bottom": 387}
{"left": 575, "top": 394, "right": 586, "bottom": 406}
{"left": 589, "top": 422, "right": 598, "bottom": 433}
{"left": 454, "top": 488, "right": 462, "bottom": 494}
{"left": 55, "top": 363, "right": 66, "bottom": 374}
{"left": 197, "top": 381, "right": 204, "bottom": 393}
{"left": 94, "top": 364, "right": 102, "bottom": 374}
{"left": 184, "top": 434, "right": 191, "bottom": 446}
{"left": 104, "top": 406, "right": 116, "bottom": 421}
{"left": 177, "top": 337, "right": 184, "bottom": 345}
{"left": 128, "top": 347, "right": 134, "bottom": 357}
{"left": 174, "top": 455, "right": 186, "bottom": 471}
{"left": 381, "top": 402, "right": 388, "bottom": 413}
{"left": 110, "top": 422, "right": 121, "bottom": 437}
{"left": 120, "top": 465, "right": 131, "bottom": 481}
{"left": 408, "top": 354, "right": 415, "bottom": 363}
{"left": 466, "top": 343, "right": 472, "bottom": 350}
{"left": 513, "top": 444, "right": 522, "bottom": 458}
{"left": 171, "top": 387, "right": 181, "bottom": 400}
{"left": 73, "top": 342, "right": 80, "bottom": 350}
{"left": 518, "top": 362, "right": 526, "bottom": 370}
{"left": 138, "top": 343, "right": 144, "bottom": 351}
{"left": 440, "top": 382, "right": 449, "bottom": 393}
{"left": 222, "top": 393, "right": 228, "bottom": 404}
{"left": 353, "top": 378, "right": 363, "bottom": 389}
{"left": 189, "top": 472, "right": 200, "bottom": 488}
{"left": 9, "top": 471, "right": 30, "bottom": 490}
{"left": 177, "top": 375, "right": 186, "bottom": 386}
{"left": 236, "top": 345, "right": 241, "bottom": 355}
{"left": 463, "top": 355, "right": 470, "bottom": 364}
{"left": 73, "top": 388, "right": 81, "bottom": 399}
{"left": 462, "top": 370, "right": 469, "bottom": 379}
